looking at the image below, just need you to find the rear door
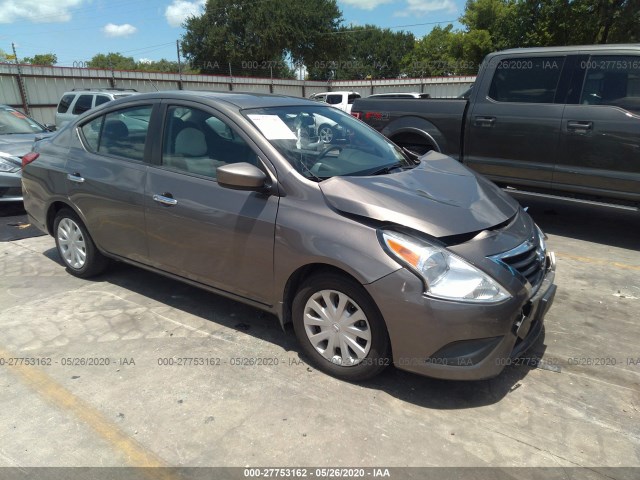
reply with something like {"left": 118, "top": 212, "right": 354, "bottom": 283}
{"left": 465, "top": 55, "right": 567, "bottom": 189}
{"left": 555, "top": 53, "right": 640, "bottom": 202}
{"left": 144, "top": 100, "right": 278, "bottom": 305}
{"left": 67, "top": 101, "right": 156, "bottom": 262}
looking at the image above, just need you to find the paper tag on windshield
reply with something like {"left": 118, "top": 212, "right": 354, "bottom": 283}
{"left": 248, "top": 114, "right": 296, "bottom": 140}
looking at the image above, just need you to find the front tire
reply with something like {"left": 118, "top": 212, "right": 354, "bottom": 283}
{"left": 54, "top": 208, "right": 108, "bottom": 278}
{"left": 292, "top": 272, "right": 390, "bottom": 381}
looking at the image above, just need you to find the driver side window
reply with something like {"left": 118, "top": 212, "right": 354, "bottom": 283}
{"left": 161, "top": 106, "right": 257, "bottom": 179}
{"left": 580, "top": 55, "right": 640, "bottom": 113}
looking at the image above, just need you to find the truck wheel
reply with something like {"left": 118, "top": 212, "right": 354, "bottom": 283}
{"left": 292, "top": 272, "right": 390, "bottom": 381}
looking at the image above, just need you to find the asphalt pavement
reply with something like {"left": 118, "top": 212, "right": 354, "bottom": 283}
{"left": 0, "top": 195, "right": 638, "bottom": 477}
{"left": 0, "top": 203, "right": 46, "bottom": 242}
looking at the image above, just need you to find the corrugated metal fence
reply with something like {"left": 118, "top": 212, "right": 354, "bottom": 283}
{"left": 0, "top": 63, "right": 475, "bottom": 125}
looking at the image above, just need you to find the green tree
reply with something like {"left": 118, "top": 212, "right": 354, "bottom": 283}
{"left": 320, "top": 25, "right": 414, "bottom": 80}
{"left": 181, "top": 0, "right": 343, "bottom": 78}
{"left": 22, "top": 53, "right": 57, "bottom": 66}
{"left": 401, "top": 25, "right": 460, "bottom": 77}
{"left": 138, "top": 59, "right": 181, "bottom": 73}
{"left": 460, "top": 0, "right": 639, "bottom": 49}
{"left": 401, "top": 0, "right": 640, "bottom": 79}
{"left": 88, "top": 52, "right": 137, "bottom": 70}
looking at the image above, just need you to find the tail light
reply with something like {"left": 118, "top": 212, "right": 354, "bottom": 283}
{"left": 351, "top": 112, "right": 361, "bottom": 120}
{"left": 22, "top": 152, "right": 39, "bottom": 168}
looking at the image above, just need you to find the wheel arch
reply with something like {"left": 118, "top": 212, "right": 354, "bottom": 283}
{"left": 388, "top": 128, "right": 440, "bottom": 155}
{"left": 382, "top": 116, "right": 448, "bottom": 155}
{"left": 280, "top": 263, "right": 367, "bottom": 328}
{"left": 46, "top": 200, "right": 81, "bottom": 235}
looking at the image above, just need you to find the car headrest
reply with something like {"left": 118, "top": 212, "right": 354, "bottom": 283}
{"left": 103, "top": 120, "right": 128, "bottom": 140}
{"left": 175, "top": 127, "right": 207, "bottom": 157}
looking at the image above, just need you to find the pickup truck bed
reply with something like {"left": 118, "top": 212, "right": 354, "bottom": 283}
{"left": 353, "top": 98, "right": 468, "bottom": 158}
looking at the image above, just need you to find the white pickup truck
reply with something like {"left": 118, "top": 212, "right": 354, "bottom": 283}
{"left": 309, "top": 91, "right": 361, "bottom": 113}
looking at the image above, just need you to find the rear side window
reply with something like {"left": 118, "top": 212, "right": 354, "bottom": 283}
{"left": 489, "top": 57, "right": 565, "bottom": 103}
{"left": 80, "top": 116, "right": 104, "bottom": 152}
{"left": 326, "top": 94, "right": 342, "bottom": 105}
{"left": 580, "top": 55, "right": 640, "bottom": 113}
{"left": 57, "top": 94, "right": 75, "bottom": 113}
{"left": 98, "top": 105, "right": 152, "bottom": 161}
{"left": 95, "top": 95, "right": 111, "bottom": 107}
{"left": 72, "top": 94, "right": 93, "bottom": 115}
{"left": 348, "top": 93, "right": 361, "bottom": 104}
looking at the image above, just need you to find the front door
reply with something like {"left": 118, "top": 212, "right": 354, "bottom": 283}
{"left": 465, "top": 55, "right": 567, "bottom": 189}
{"left": 144, "top": 102, "right": 278, "bottom": 305}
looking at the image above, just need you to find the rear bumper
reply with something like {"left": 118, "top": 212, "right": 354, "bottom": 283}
{"left": 366, "top": 252, "right": 557, "bottom": 380}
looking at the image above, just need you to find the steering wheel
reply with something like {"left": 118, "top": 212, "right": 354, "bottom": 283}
{"left": 308, "top": 145, "right": 344, "bottom": 177}
{"left": 316, "top": 145, "right": 343, "bottom": 161}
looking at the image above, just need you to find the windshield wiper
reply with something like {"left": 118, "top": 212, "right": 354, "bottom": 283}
{"left": 368, "top": 162, "right": 412, "bottom": 176}
{"left": 401, "top": 147, "right": 422, "bottom": 164}
{"left": 296, "top": 157, "right": 324, "bottom": 182}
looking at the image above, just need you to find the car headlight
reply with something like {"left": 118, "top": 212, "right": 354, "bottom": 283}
{"left": 380, "top": 230, "right": 511, "bottom": 303}
{"left": 0, "top": 156, "right": 20, "bottom": 173}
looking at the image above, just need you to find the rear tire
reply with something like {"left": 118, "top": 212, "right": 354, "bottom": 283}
{"left": 292, "top": 272, "right": 390, "bottom": 381}
{"left": 54, "top": 208, "right": 108, "bottom": 278}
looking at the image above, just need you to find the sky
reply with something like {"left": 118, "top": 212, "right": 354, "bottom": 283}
{"left": 0, "top": 0, "right": 464, "bottom": 67}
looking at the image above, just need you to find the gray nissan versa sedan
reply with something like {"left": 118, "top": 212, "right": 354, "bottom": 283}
{"left": 22, "top": 91, "right": 557, "bottom": 381}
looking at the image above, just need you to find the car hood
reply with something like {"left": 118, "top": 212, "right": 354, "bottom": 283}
{"left": 319, "top": 151, "right": 519, "bottom": 238}
{"left": 0, "top": 132, "right": 50, "bottom": 156}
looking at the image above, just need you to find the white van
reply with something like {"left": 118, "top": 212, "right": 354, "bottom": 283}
{"left": 309, "top": 91, "right": 361, "bottom": 113}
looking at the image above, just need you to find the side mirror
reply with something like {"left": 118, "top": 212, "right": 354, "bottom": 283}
{"left": 217, "top": 162, "right": 267, "bottom": 191}
{"left": 44, "top": 124, "right": 57, "bottom": 132}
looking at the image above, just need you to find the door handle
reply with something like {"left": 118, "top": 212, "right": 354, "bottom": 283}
{"left": 474, "top": 116, "right": 496, "bottom": 127}
{"left": 67, "top": 173, "right": 85, "bottom": 183}
{"left": 567, "top": 121, "right": 593, "bottom": 132}
{"left": 153, "top": 193, "right": 178, "bottom": 206}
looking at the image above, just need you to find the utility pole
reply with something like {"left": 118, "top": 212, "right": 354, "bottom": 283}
{"left": 11, "top": 43, "right": 30, "bottom": 115}
{"left": 176, "top": 39, "right": 183, "bottom": 90}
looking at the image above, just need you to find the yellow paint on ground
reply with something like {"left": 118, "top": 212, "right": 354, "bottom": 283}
{"left": 1, "top": 346, "right": 176, "bottom": 478}
{"left": 556, "top": 252, "right": 640, "bottom": 271}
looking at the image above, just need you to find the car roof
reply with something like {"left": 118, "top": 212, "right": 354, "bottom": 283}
{"left": 491, "top": 43, "right": 640, "bottom": 57}
{"left": 111, "top": 90, "right": 323, "bottom": 110}
{"left": 369, "top": 92, "right": 421, "bottom": 97}
{"left": 311, "top": 91, "right": 360, "bottom": 96}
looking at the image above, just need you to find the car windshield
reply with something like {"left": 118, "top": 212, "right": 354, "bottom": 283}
{"left": 243, "top": 105, "right": 414, "bottom": 181}
{"left": 0, "top": 107, "right": 46, "bottom": 134}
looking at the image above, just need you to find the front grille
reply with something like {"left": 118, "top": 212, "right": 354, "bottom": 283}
{"left": 492, "top": 237, "right": 546, "bottom": 292}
